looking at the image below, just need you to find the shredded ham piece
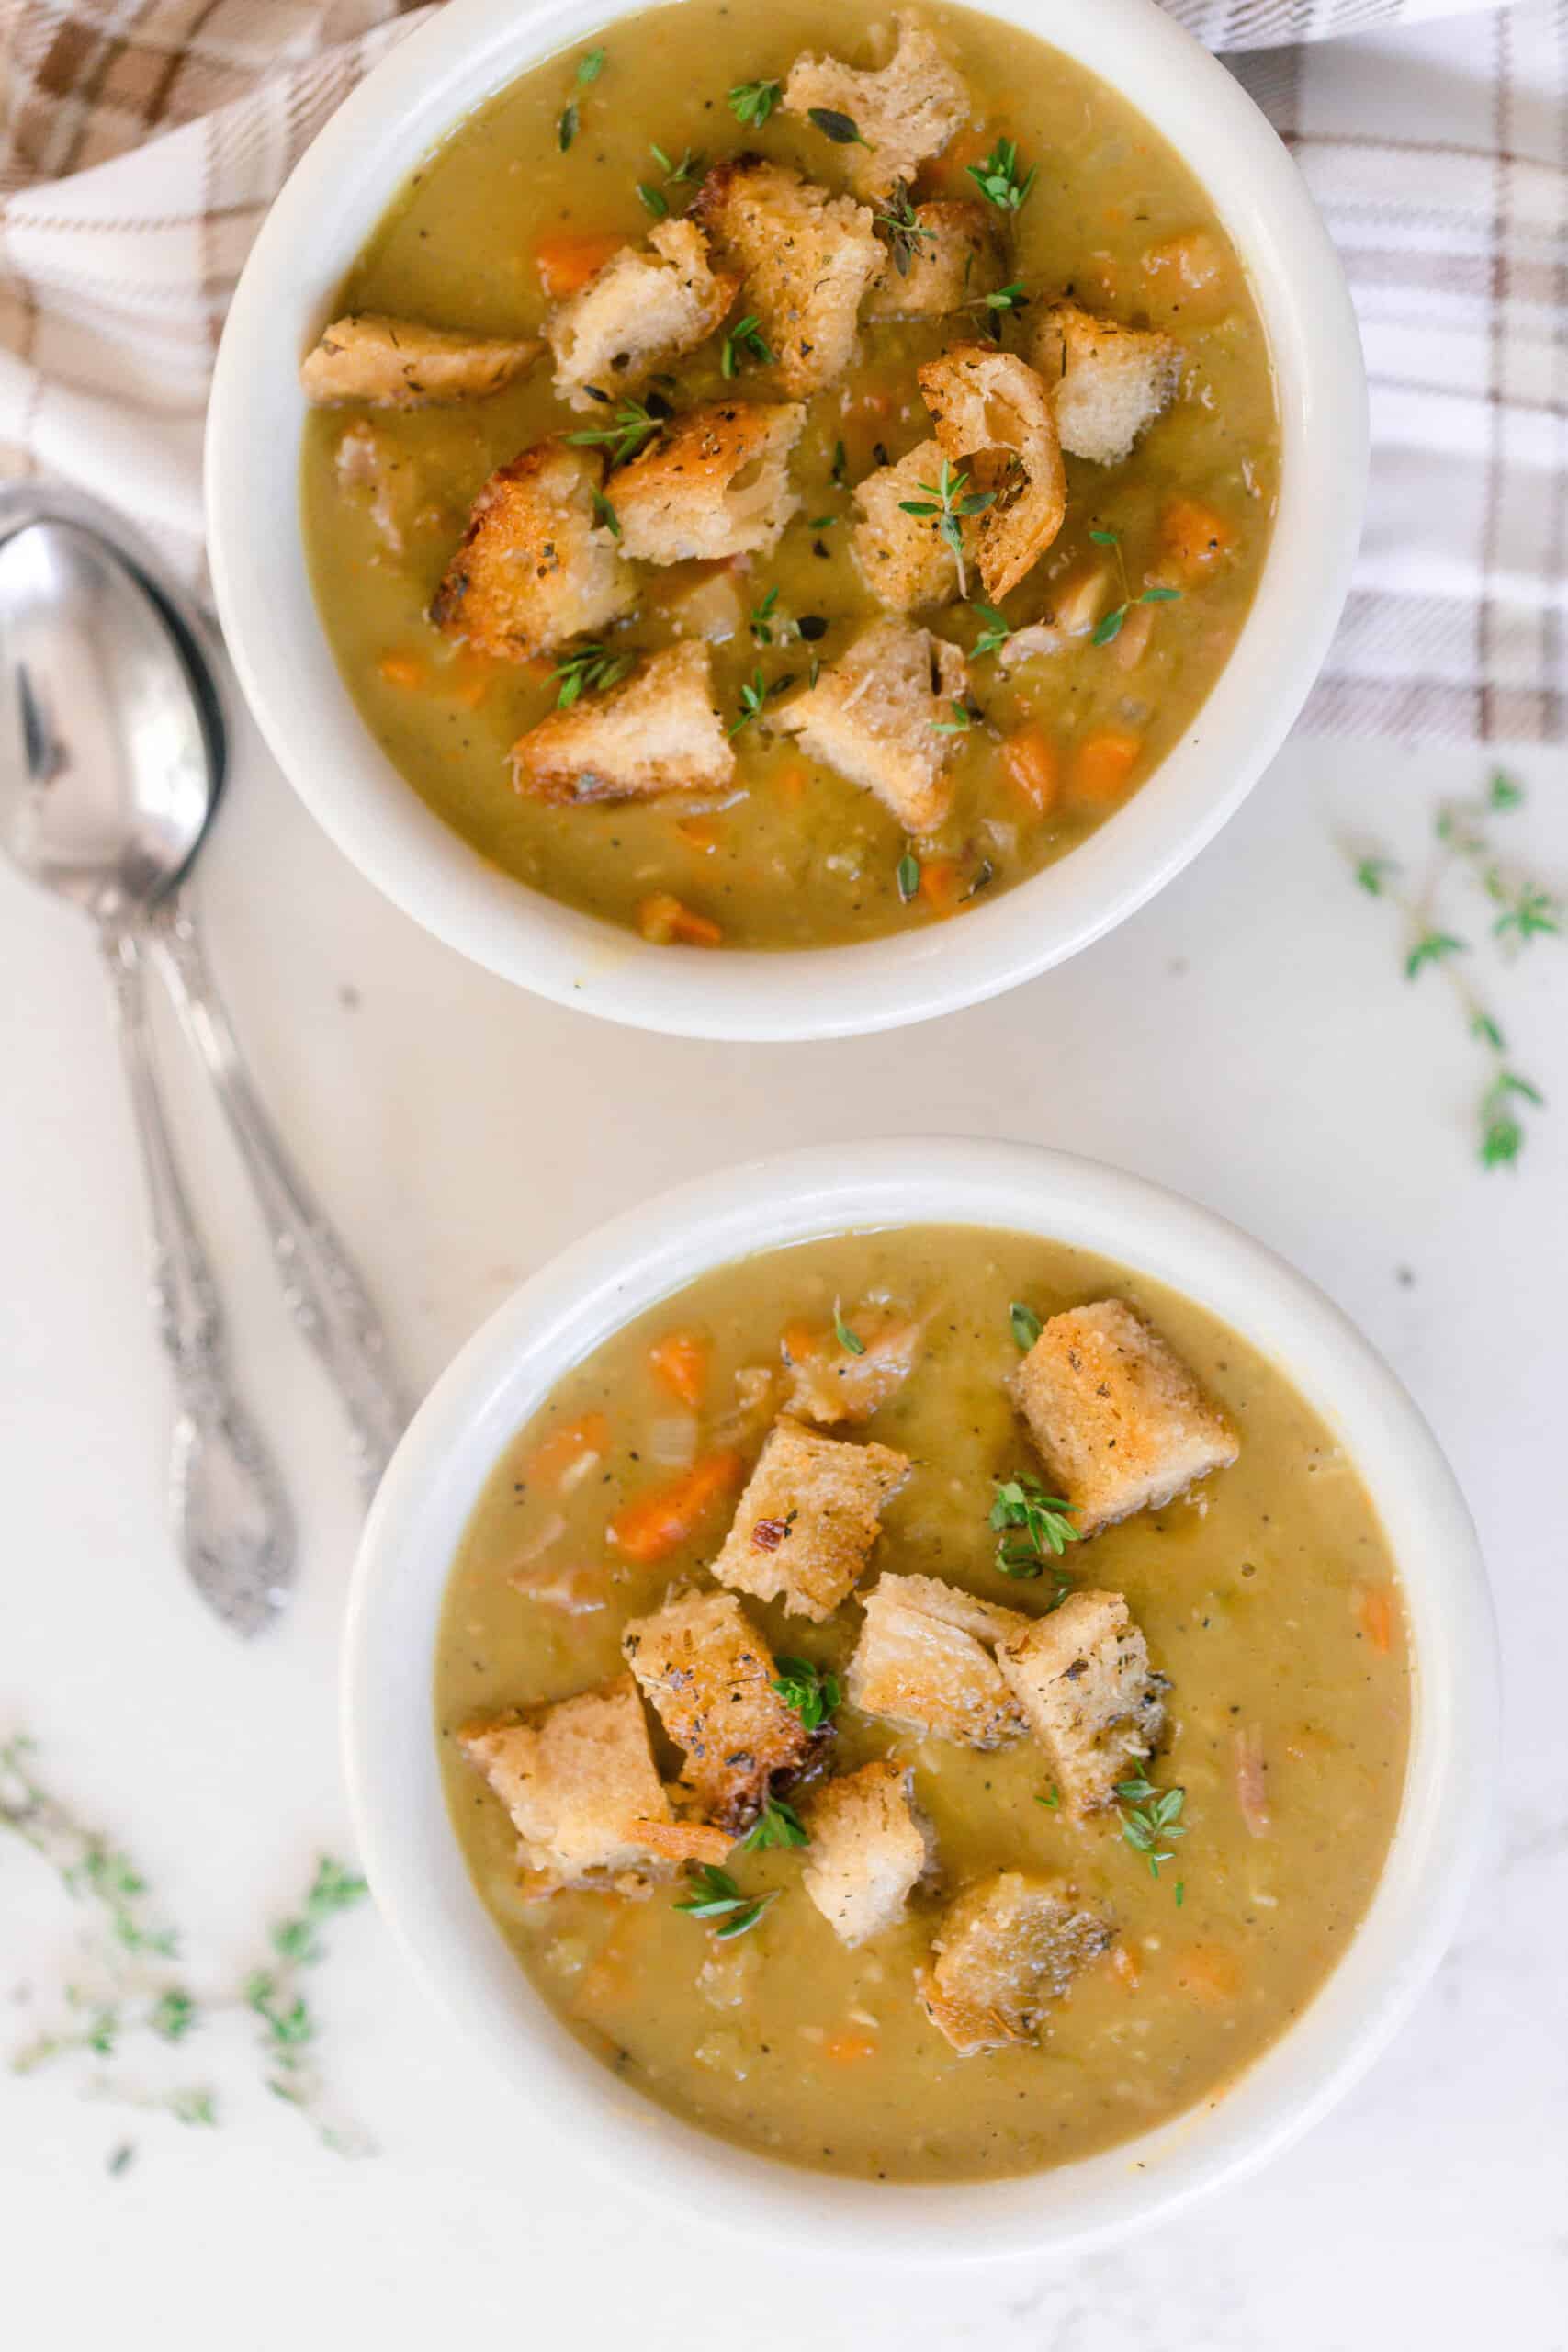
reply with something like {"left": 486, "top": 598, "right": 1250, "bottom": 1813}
{"left": 1234, "top": 1723, "right": 1270, "bottom": 1838}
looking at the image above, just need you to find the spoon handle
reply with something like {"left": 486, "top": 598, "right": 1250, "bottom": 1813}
{"left": 99, "top": 926, "right": 296, "bottom": 1636}
{"left": 151, "top": 904, "right": 411, "bottom": 1500}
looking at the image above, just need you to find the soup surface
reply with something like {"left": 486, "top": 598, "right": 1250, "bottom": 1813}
{"left": 302, "top": 0, "right": 1278, "bottom": 949}
{"left": 435, "top": 1227, "right": 1409, "bottom": 2182}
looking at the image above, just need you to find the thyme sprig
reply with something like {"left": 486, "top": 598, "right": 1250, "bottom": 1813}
{"left": 1344, "top": 769, "right": 1556, "bottom": 1168}
{"left": 637, "top": 142, "right": 705, "bottom": 219}
{"left": 875, "top": 183, "right": 936, "bottom": 277}
{"left": 564, "top": 393, "right": 669, "bottom": 467}
{"left": 772, "top": 1657, "right": 840, "bottom": 1732}
{"left": 1087, "top": 526, "right": 1180, "bottom": 646}
{"left": 741, "top": 1796, "right": 808, "bottom": 1852}
{"left": 728, "top": 77, "right": 782, "bottom": 129}
{"left": 674, "top": 1864, "right": 778, "bottom": 1939}
{"left": 832, "top": 1299, "right": 866, "bottom": 1354}
{"left": 721, "top": 312, "right": 774, "bottom": 379}
{"left": 1114, "top": 1775, "right": 1187, "bottom": 1881}
{"left": 989, "top": 1476, "right": 1081, "bottom": 1583}
{"left": 966, "top": 136, "right": 1036, "bottom": 213}
{"left": 549, "top": 643, "right": 633, "bottom": 708}
{"left": 898, "top": 457, "right": 994, "bottom": 598}
{"left": 3, "top": 1736, "right": 371, "bottom": 2163}
{"left": 729, "top": 665, "right": 794, "bottom": 737}
{"left": 1009, "top": 1301, "right": 1043, "bottom": 1351}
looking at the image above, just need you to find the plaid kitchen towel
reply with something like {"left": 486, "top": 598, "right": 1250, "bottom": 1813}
{"left": 0, "top": 0, "right": 1562, "bottom": 741}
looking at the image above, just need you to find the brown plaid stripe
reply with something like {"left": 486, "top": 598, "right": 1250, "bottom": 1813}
{"left": 0, "top": 0, "right": 1562, "bottom": 741}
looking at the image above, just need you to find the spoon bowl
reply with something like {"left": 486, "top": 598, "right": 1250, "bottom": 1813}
{"left": 0, "top": 519, "right": 216, "bottom": 923}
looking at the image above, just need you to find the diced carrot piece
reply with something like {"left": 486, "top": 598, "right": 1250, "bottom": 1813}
{"left": 1144, "top": 230, "right": 1224, "bottom": 299}
{"left": 919, "top": 858, "right": 964, "bottom": 918}
{"left": 526, "top": 1410, "right": 610, "bottom": 1491}
{"left": 608, "top": 1449, "right": 743, "bottom": 1564}
{"left": 1072, "top": 729, "right": 1143, "bottom": 806}
{"left": 1001, "top": 726, "right": 1059, "bottom": 816}
{"left": 649, "top": 1329, "right": 710, "bottom": 1409}
{"left": 1161, "top": 496, "right": 1235, "bottom": 581}
{"left": 774, "top": 762, "right": 809, "bottom": 804}
{"left": 942, "top": 124, "right": 993, "bottom": 172}
{"left": 637, "top": 892, "right": 723, "bottom": 948}
{"left": 1355, "top": 1585, "right": 1394, "bottom": 1656}
{"left": 534, "top": 230, "right": 624, "bottom": 300}
{"left": 822, "top": 2028, "right": 879, "bottom": 2064}
{"left": 676, "top": 818, "right": 722, "bottom": 854}
{"left": 377, "top": 651, "right": 425, "bottom": 690}
{"left": 1176, "top": 1945, "right": 1242, "bottom": 2002}
{"left": 781, "top": 1320, "right": 819, "bottom": 1366}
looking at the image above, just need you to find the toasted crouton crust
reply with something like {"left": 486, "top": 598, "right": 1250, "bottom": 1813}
{"left": 1032, "top": 300, "right": 1181, "bottom": 466}
{"left": 784, "top": 1312, "right": 922, "bottom": 1425}
{"left": 612, "top": 401, "right": 806, "bottom": 563}
{"left": 547, "top": 219, "right": 740, "bottom": 411}
{"left": 511, "top": 642, "right": 734, "bottom": 803}
{"left": 919, "top": 1871, "right": 1111, "bottom": 2053}
{"left": 1010, "top": 1298, "right": 1239, "bottom": 1532}
{"left": 918, "top": 344, "right": 1067, "bottom": 599}
{"left": 784, "top": 15, "right": 970, "bottom": 200}
{"left": 846, "top": 1572, "right": 1030, "bottom": 1748}
{"left": 694, "top": 157, "right": 881, "bottom": 397}
{"left": 300, "top": 312, "right": 541, "bottom": 407}
{"left": 776, "top": 616, "right": 967, "bottom": 832}
{"left": 621, "top": 1589, "right": 810, "bottom": 1830}
{"left": 457, "top": 1675, "right": 679, "bottom": 1894}
{"left": 864, "top": 203, "right": 1004, "bottom": 321}
{"left": 851, "top": 441, "right": 961, "bottom": 612}
{"left": 430, "top": 440, "right": 634, "bottom": 659}
{"left": 998, "top": 1590, "right": 1167, "bottom": 1815}
{"left": 801, "top": 1761, "right": 933, "bottom": 1946}
{"left": 711, "top": 1418, "right": 910, "bottom": 1622}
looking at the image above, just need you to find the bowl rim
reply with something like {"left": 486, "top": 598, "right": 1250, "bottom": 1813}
{"left": 342, "top": 1136, "right": 1496, "bottom": 2260}
{"left": 207, "top": 0, "right": 1368, "bottom": 1042}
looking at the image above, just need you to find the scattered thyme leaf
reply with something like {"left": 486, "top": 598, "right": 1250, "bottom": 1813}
{"left": 932, "top": 697, "right": 976, "bottom": 736}
{"left": 728, "top": 668, "right": 770, "bottom": 737}
{"left": 1035, "top": 1786, "right": 1060, "bottom": 1810}
{"left": 897, "top": 850, "right": 921, "bottom": 903}
{"left": 831, "top": 439, "right": 848, "bottom": 489}
{"left": 966, "top": 137, "right": 1036, "bottom": 212}
{"left": 971, "top": 601, "right": 1011, "bottom": 657}
{"left": 1489, "top": 770, "right": 1525, "bottom": 810}
{"left": 564, "top": 395, "right": 668, "bottom": 468}
{"left": 1493, "top": 884, "right": 1561, "bottom": 948}
{"left": 549, "top": 643, "right": 633, "bottom": 709}
{"left": 989, "top": 1476, "right": 1081, "bottom": 1577}
{"left": 558, "top": 102, "right": 578, "bottom": 153}
{"left": 741, "top": 1796, "right": 808, "bottom": 1852}
{"left": 1009, "top": 1301, "right": 1042, "bottom": 1351}
{"left": 592, "top": 491, "right": 621, "bottom": 539}
{"left": 1356, "top": 856, "right": 1396, "bottom": 896}
{"left": 772, "top": 1657, "right": 840, "bottom": 1732}
{"left": 674, "top": 1864, "right": 778, "bottom": 1939}
{"left": 1405, "top": 931, "right": 1468, "bottom": 980}
{"left": 1114, "top": 1777, "right": 1187, "bottom": 1879}
{"left": 728, "top": 76, "right": 782, "bottom": 129}
{"left": 721, "top": 312, "right": 774, "bottom": 379}
{"left": 875, "top": 183, "right": 936, "bottom": 277}
{"left": 807, "top": 105, "right": 870, "bottom": 148}
{"left": 577, "top": 45, "right": 606, "bottom": 85}
{"left": 833, "top": 1299, "right": 866, "bottom": 1355}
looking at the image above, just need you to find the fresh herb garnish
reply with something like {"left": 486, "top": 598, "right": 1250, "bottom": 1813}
{"left": 989, "top": 1476, "right": 1081, "bottom": 1578}
{"left": 932, "top": 698, "right": 977, "bottom": 737}
{"left": 1355, "top": 855, "right": 1396, "bottom": 896}
{"left": 773, "top": 1657, "right": 840, "bottom": 1732}
{"left": 970, "top": 601, "right": 1011, "bottom": 657}
{"left": 807, "top": 512, "right": 838, "bottom": 529}
{"left": 1009, "top": 1301, "right": 1042, "bottom": 1351}
{"left": 638, "top": 142, "right": 704, "bottom": 216}
{"left": 1035, "top": 1785, "right": 1059, "bottom": 1810}
{"left": 897, "top": 850, "right": 921, "bottom": 903}
{"left": 898, "top": 457, "right": 994, "bottom": 597}
{"left": 1479, "top": 1069, "right": 1544, "bottom": 1166}
{"left": 875, "top": 183, "right": 936, "bottom": 277}
{"left": 728, "top": 76, "right": 782, "bottom": 128}
{"left": 549, "top": 643, "right": 632, "bottom": 708}
{"left": 833, "top": 1299, "right": 866, "bottom": 1355}
{"left": 557, "top": 44, "right": 606, "bottom": 152}
{"left": 1404, "top": 930, "right": 1466, "bottom": 980}
{"left": 830, "top": 438, "right": 848, "bottom": 489}
{"left": 965, "top": 136, "right": 1036, "bottom": 213}
{"left": 592, "top": 491, "right": 621, "bottom": 539}
{"left": 721, "top": 312, "right": 774, "bottom": 379}
{"left": 728, "top": 666, "right": 789, "bottom": 737}
{"left": 749, "top": 586, "right": 787, "bottom": 646}
{"left": 674, "top": 1863, "right": 779, "bottom": 1939}
{"left": 741, "top": 1796, "right": 808, "bottom": 1851}
{"left": 565, "top": 396, "right": 667, "bottom": 467}
{"left": 1086, "top": 525, "right": 1180, "bottom": 646}
{"left": 807, "top": 106, "right": 870, "bottom": 148}
{"left": 1114, "top": 1775, "right": 1187, "bottom": 1880}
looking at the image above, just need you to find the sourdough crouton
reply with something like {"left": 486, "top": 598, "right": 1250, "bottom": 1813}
{"left": 1010, "top": 1298, "right": 1239, "bottom": 1532}
{"left": 918, "top": 344, "right": 1067, "bottom": 599}
{"left": 511, "top": 642, "right": 734, "bottom": 803}
{"left": 998, "top": 1590, "right": 1167, "bottom": 1816}
{"left": 300, "top": 312, "right": 541, "bottom": 407}
{"left": 801, "top": 1760, "right": 933, "bottom": 1946}
{"left": 711, "top": 1419, "right": 910, "bottom": 1622}
{"left": 784, "top": 16, "right": 970, "bottom": 200}
{"left": 694, "top": 157, "right": 881, "bottom": 397}
{"left": 851, "top": 442, "right": 960, "bottom": 612}
{"left": 457, "top": 1674, "right": 682, "bottom": 1894}
{"left": 846, "top": 1572, "right": 1030, "bottom": 1748}
{"left": 621, "top": 1589, "right": 810, "bottom": 1830}
{"left": 612, "top": 401, "right": 805, "bottom": 563}
{"left": 776, "top": 616, "right": 968, "bottom": 832}
{"left": 547, "top": 218, "right": 740, "bottom": 410}
{"left": 919, "top": 1871, "right": 1111, "bottom": 2053}
{"left": 784, "top": 1312, "right": 922, "bottom": 1425}
{"left": 864, "top": 203, "right": 1004, "bottom": 321}
{"left": 1032, "top": 300, "right": 1181, "bottom": 466}
{"left": 430, "top": 440, "right": 634, "bottom": 659}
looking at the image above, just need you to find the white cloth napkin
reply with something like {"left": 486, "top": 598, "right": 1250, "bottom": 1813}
{"left": 1, "top": 0, "right": 1562, "bottom": 741}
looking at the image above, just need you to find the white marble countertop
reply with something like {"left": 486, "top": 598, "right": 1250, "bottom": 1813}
{"left": 3, "top": 701, "right": 1563, "bottom": 2348}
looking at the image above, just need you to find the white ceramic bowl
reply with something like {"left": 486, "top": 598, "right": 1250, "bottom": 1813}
{"left": 344, "top": 1137, "right": 1495, "bottom": 2260}
{"left": 209, "top": 0, "right": 1367, "bottom": 1042}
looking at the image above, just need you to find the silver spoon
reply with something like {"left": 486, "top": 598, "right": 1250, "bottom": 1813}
{"left": 0, "top": 503, "right": 409, "bottom": 1634}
